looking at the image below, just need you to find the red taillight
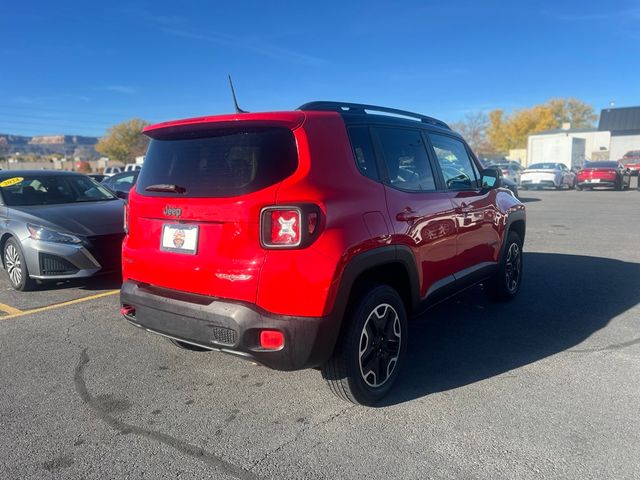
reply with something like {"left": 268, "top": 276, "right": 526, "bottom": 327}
{"left": 123, "top": 202, "right": 129, "bottom": 233}
{"left": 270, "top": 209, "right": 301, "bottom": 246}
{"left": 261, "top": 205, "right": 321, "bottom": 249}
{"left": 260, "top": 330, "right": 284, "bottom": 350}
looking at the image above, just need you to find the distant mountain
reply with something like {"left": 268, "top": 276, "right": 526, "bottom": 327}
{"left": 0, "top": 133, "right": 100, "bottom": 158}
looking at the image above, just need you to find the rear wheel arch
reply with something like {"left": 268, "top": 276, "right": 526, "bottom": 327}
{"left": 330, "top": 245, "right": 419, "bottom": 336}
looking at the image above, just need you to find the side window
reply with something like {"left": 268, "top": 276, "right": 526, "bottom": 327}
{"left": 113, "top": 174, "right": 135, "bottom": 190}
{"left": 428, "top": 133, "right": 480, "bottom": 190}
{"left": 348, "top": 127, "right": 378, "bottom": 181}
{"left": 374, "top": 127, "right": 436, "bottom": 192}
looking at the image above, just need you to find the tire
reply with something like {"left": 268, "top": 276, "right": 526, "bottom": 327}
{"left": 321, "top": 283, "right": 408, "bottom": 406}
{"left": 576, "top": 185, "right": 583, "bottom": 191}
{"left": 3, "top": 238, "right": 35, "bottom": 291}
{"left": 169, "top": 338, "right": 210, "bottom": 352}
{"left": 484, "top": 231, "right": 523, "bottom": 302}
{"left": 615, "top": 178, "right": 623, "bottom": 191}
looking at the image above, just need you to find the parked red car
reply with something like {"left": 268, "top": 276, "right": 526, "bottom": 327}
{"left": 577, "top": 161, "right": 631, "bottom": 190}
{"left": 120, "top": 101, "right": 525, "bottom": 405}
{"left": 622, "top": 150, "right": 640, "bottom": 176}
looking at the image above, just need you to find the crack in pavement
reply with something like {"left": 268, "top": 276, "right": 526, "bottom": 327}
{"left": 73, "top": 348, "right": 260, "bottom": 480}
{"left": 64, "top": 312, "right": 89, "bottom": 350}
{"left": 569, "top": 336, "right": 640, "bottom": 353}
{"left": 249, "top": 404, "right": 355, "bottom": 472}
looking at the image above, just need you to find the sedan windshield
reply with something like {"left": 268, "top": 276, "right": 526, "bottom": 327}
{"left": 0, "top": 175, "right": 116, "bottom": 206}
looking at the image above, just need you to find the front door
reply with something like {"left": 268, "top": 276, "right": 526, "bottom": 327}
{"left": 426, "top": 132, "right": 501, "bottom": 278}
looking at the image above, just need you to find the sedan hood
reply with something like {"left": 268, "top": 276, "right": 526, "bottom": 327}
{"left": 11, "top": 200, "right": 125, "bottom": 237}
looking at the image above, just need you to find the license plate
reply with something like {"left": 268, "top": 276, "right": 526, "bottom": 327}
{"left": 161, "top": 224, "right": 199, "bottom": 254}
{"left": 588, "top": 179, "right": 600, "bottom": 183}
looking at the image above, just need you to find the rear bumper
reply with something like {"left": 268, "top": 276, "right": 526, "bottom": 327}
{"left": 120, "top": 280, "right": 339, "bottom": 371}
{"left": 577, "top": 179, "right": 616, "bottom": 187}
{"left": 521, "top": 179, "right": 557, "bottom": 188}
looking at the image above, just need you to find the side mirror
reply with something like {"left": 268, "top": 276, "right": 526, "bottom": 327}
{"left": 481, "top": 167, "right": 502, "bottom": 189}
{"left": 115, "top": 189, "right": 129, "bottom": 200}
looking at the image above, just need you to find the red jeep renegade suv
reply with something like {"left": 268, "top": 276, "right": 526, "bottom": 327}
{"left": 120, "top": 102, "right": 525, "bottom": 405}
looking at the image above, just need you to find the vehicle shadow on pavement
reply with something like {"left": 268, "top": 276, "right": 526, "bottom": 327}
{"left": 518, "top": 197, "right": 541, "bottom": 203}
{"left": 380, "top": 252, "right": 640, "bottom": 407}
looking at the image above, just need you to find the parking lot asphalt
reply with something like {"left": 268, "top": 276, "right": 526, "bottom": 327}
{"left": 1, "top": 183, "right": 639, "bottom": 480}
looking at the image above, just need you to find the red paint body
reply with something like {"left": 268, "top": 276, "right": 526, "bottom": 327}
{"left": 122, "top": 110, "right": 523, "bottom": 320}
{"left": 577, "top": 163, "right": 631, "bottom": 190}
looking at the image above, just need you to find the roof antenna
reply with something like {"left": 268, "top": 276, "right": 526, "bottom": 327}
{"left": 228, "top": 75, "right": 248, "bottom": 113}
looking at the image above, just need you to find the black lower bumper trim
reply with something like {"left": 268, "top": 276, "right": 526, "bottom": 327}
{"left": 120, "top": 280, "right": 340, "bottom": 371}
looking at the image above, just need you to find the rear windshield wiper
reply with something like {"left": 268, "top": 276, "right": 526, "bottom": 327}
{"left": 145, "top": 184, "right": 186, "bottom": 194}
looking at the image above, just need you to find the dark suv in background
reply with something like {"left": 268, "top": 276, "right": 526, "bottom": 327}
{"left": 120, "top": 102, "right": 525, "bottom": 405}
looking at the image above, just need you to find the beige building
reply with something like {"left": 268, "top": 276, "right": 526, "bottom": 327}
{"left": 527, "top": 128, "right": 610, "bottom": 168}
{"left": 526, "top": 105, "right": 640, "bottom": 166}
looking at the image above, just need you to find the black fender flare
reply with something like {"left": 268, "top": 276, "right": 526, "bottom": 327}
{"left": 324, "top": 245, "right": 420, "bottom": 344}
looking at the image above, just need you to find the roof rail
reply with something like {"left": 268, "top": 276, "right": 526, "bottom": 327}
{"left": 298, "top": 101, "right": 451, "bottom": 130}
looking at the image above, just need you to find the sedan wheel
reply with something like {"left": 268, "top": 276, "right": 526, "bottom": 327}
{"left": 4, "top": 238, "right": 35, "bottom": 291}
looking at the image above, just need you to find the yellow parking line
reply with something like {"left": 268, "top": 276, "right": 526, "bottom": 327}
{"left": 0, "top": 302, "right": 22, "bottom": 315}
{"left": 0, "top": 290, "right": 120, "bottom": 321}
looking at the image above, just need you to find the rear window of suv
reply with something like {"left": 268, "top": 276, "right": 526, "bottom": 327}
{"left": 136, "top": 127, "right": 298, "bottom": 197}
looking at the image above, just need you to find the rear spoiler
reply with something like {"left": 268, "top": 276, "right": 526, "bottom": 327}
{"left": 143, "top": 112, "right": 306, "bottom": 139}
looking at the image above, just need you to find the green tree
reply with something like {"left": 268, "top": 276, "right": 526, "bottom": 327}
{"left": 96, "top": 118, "right": 150, "bottom": 164}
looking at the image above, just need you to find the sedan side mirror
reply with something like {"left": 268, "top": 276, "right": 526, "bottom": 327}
{"left": 481, "top": 167, "right": 502, "bottom": 189}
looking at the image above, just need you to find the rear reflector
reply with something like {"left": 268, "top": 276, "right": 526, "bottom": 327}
{"left": 260, "top": 330, "right": 284, "bottom": 350}
{"left": 121, "top": 305, "right": 136, "bottom": 318}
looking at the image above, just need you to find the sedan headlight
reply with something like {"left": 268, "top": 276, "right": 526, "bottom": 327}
{"left": 27, "top": 224, "right": 82, "bottom": 245}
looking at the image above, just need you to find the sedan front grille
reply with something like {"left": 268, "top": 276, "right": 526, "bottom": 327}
{"left": 39, "top": 253, "right": 79, "bottom": 276}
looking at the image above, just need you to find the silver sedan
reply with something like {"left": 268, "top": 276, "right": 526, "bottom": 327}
{"left": 0, "top": 171, "right": 125, "bottom": 291}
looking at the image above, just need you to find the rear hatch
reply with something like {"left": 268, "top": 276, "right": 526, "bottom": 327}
{"left": 124, "top": 117, "right": 301, "bottom": 302}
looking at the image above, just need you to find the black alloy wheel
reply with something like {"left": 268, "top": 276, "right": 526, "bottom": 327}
{"left": 484, "top": 231, "right": 523, "bottom": 301}
{"left": 322, "top": 283, "right": 408, "bottom": 406}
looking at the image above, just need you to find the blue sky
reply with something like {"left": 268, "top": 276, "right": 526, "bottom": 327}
{"left": 1, "top": 0, "right": 639, "bottom": 137}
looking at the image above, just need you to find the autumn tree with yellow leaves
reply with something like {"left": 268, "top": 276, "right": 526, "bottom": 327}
{"left": 485, "top": 98, "right": 596, "bottom": 153}
{"left": 96, "top": 118, "right": 150, "bottom": 164}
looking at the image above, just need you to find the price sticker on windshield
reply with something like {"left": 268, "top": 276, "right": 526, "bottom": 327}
{"left": 0, "top": 177, "right": 24, "bottom": 188}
